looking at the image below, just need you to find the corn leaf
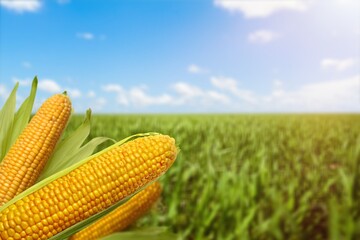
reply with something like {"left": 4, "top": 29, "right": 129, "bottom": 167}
{"left": 0, "top": 83, "right": 18, "bottom": 162}
{"left": 37, "top": 109, "right": 114, "bottom": 181}
{"left": 100, "top": 227, "right": 180, "bottom": 240}
{"left": 9, "top": 77, "right": 38, "bottom": 148}
{"left": 62, "top": 136, "right": 114, "bottom": 169}
{"left": 38, "top": 136, "right": 112, "bottom": 181}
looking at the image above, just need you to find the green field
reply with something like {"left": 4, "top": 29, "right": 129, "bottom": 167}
{"left": 69, "top": 114, "right": 360, "bottom": 240}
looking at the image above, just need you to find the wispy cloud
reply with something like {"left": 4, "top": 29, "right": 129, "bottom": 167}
{"left": 214, "top": 0, "right": 309, "bottom": 18}
{"left": 211, "top": 76, "right": 257, "bottom": 104}
{"left": 129, "top": 87, "right": 173, "bottom": 106}
{"left": 13, "top": 77, "right": 82, "bottom": 97}
{"left": 76, "top": 32, "right": 94, "bottom": 40}
{"left": 8, "top": 75, "right": 359, "bottom": 113}
{"left": 0, "top": 84, "right": 9, "bottom": 100}
{"left": 172, "top": 82, "right": 230, "bottom": 105}
{"left": 102, "top": 84, "right": 128, "bottom": 105}
{"left": 264, "top": 75, "right": 360, "bottom": 112}
{"left": 187, "top": 64, "right": 208, "bottom": 74}
{"left": 321, "top": 58, "right": 356, "bottom": 71}
{"left": 76, "top": 32, "right": 106, "bottom": 41}
{"left": 68, "top": 88, "right": 82, "bottom": 98}
{"left": 0, "top": 0, "right": 41, "bottom": 13}
{"left": 38, "top": 79, "right": 62, "bottom": 93}
{"left": 102, "top": 81, "right": 229, "bottom": 108}
{"left": 173, "top": 82, "right": 203, "bottom": 99}
{"left": 87, "top": 90, "right": 96, "bottom": 98}
{"left": 102, "top": 84, "right": 173, "bottom": 106}
{"left": 248, "top": 30, "right": 279, "bottom": 44}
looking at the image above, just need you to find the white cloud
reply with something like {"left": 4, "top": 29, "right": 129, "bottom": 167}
{"left": 38, "top": 79, "right": 62, "bottom": 93}
{"left": 87, "top": 90, "right": 96, "bottom": 98}
{"left": 321, "top": 58, "right": 356, "bottom": 71}
{"left": 0, "top": 84, "right": 9, "bottom": 100}
{"left": 94, "top": 75, "right": 360, "bottom": 112}
{"left": 102, "top": 84, "right": 128, "bottom": 105}
{"left": 102, "top": 84, "right": 124, "bottom": 93}
{"left": 207, "top": 91, "right": 230, "bottom": 104}
{"left": 211, "top": 76, "right": 238, "bottom": 90}
{"left": 68, "top": 88, "right": 82, "bottom": 98}
{"left": 210, "top": 75, "right": 359, "bottom": 112}
{"left": 211, "top": 76, "right": 257, "bottom": 103}
{"left": 103, "top": 84, "right": 174, "bottom": 107}
{"left": 248, "top": 30, "right": 279, "bottom": 44}
{"left": 102, "top": 81, "right": 229, "bottom": 108}
{"left": 0, "top": 0, "right": 41, "bottom": 13}
{"left": 76, "top": 32, "right": 94, "bottom": 40}
{"left": 129, "top": 88, "right": 173, "bottom": 106}
{"left": 173, "top": 82, "right": 203, "bottom": 98}
{"left": 214, "top": 0, "right": 309, "bottom": 18}
{"left": 264, "top": 75, "right": 360, "bottom": 111}
{"left": 14, "top": 77, "right": 84, "bottom": 98}
{"left": 173, "top": 82, "right": 230, "bottom": 105}
{"left": 187, "top": 64, "right": 207, "bottom": 74}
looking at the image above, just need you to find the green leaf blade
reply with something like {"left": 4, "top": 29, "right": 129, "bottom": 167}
{"left": 0, "top": 83, "right": 19, "bottom": 161}
{"left": 9, "top": 77, "right": 38, "bottom": 147}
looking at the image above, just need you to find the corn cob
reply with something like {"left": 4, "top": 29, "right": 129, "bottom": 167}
{"left": 0, "top": 93, "right": 71, "bottom": 206}
{"left": 70, "top": 182, "right": 162, "bottom": 240}
{"left": 0, "top": 134, "right": 177, "bottom": 240}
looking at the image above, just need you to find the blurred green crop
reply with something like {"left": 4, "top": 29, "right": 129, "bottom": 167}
{"left": 68, "top": 114, "right": 360, "bottom": 240}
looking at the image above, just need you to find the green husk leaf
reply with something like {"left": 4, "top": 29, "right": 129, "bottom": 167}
{"left": 0, "top": 133, "right": 162, "bottom": 239}
{"left": 9, "top": 77, "right": 38, "bottom": 147}
{"left": 37, "top": 109, "right": 114, "bottom": 181}
{"left": 64, "top": 137, "right": 114, "bottom": 168}
{"left": 100, "top": 227, "right": 180, "bottom": 240}
{"left": 38, "top": 136, "right": 113, "bottom": 181}
{"left": 0, "top": 83, "right": 18, "bottom": 162}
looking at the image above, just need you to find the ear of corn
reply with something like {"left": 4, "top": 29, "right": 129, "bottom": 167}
{"left": 70, "top": 182, "right": 162, "bottom": 240}
{"left": 0, "top": 134, "right": 177, "bottom": 240}
{"left": 0, "top": 93, "right": 72, "bottom": 206}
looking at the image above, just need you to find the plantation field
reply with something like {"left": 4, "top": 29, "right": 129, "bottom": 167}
{"left": 68, "top": 114, "right": 360, "bottom": 240}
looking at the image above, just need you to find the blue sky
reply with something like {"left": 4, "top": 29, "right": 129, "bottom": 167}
{"left": 0, "top": 0, "right": 359, "bottom": 113}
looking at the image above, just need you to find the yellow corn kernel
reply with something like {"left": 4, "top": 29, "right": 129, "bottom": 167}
{"left": 0, "top": 94, "right": 71, "bottom": 206}
{"left": 0, "top": 134, "right": 177, "bottom": 240}
{"left": 70, "top": 182, "right": 162, "bottom": 240}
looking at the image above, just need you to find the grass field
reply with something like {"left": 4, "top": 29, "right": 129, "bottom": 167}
{"left": 68, "top": 114, "right": 360, "bottom": 240}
